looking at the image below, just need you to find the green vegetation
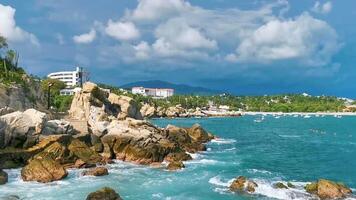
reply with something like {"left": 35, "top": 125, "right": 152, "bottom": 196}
{"left": 99, "top": 83, "right": 347, "bottom": 112}
{"left": 0, "top": 36, "right": 28, "bottom": 87}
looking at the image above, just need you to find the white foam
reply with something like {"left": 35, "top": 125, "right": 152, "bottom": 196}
{"left": 185, "top": 159, "right": 220, "bottom": 165}
{"left": 253, "top": 179, "right": 311, "bottom": 200}
{"left": 278, "top": 135, "right": 301, "bottom": 138}
{"left": 208, "top": 176, "right": 233, "bottom": 187}
{"left": 211, "top": 138, "right": 236, "bottom": 144}
{"left": 247, "top": 169, "right": 273, "bottom": 175}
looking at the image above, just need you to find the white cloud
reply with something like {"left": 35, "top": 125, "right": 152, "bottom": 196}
{"left": 129, "top": 0, "right": 192, "bottom": 22}
{"left": 154, "top": 19, "right": 217, "bottom": 53}
{"left": 105, "top": 20, "right": 140, "bottom": 41}
{"left": 312, "top": 1, "right": 332, "bottom": 14}
{"left": 73, "top": 29, "right": 96, "bottom": 44}
{"left": 0, "top": 4, "right": 39, "bottom": 45}
{"left": 229, "top": 13, "right": 340, "bottom": 66}
{"left": 134, "top": 41, "right": 151, "bottom": 60}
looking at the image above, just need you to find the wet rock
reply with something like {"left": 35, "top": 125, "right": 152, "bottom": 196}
{"left": 230, "top": 176, "right": 258, "bottom": 193}
{"left": 186, "top": 124, "right": 212, "bottom": 143}
{"left": 68, "top": 139, "right": 102, "bottom": 165}
{"left": 86, "top": 187, "right": 122, "bottom": 200}
{"left": 167, "top": 161, "right": 185, "bottom": 171}
{"left": 82, "top": 167, "right": 109, "bottom": 176}
{"left": 287, "top": 182, "right": 295, "bottom": 188}
{"left": 21, "top": 157, "right": 68, "bottom": 183}
{"left": 305, "top": 179, "right": 352, "bottom": 199}
{"left": 164, "top": 152, "right": 192, "bottom": 162}
{"left": 0, "top": 169, "right": 8, "bottom": 185}
{"left": 274, "top": 182, "right": 288, "bottom": 189}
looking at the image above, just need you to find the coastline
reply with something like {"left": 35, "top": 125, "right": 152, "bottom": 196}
{"left": 243, "top": 111, "right": 356, "bottom": 116}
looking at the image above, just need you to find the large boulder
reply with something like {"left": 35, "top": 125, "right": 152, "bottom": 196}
{"left": 42, "top": 120, "right": 74, "bottom": 135}
{"left": 167, "top": 161, "right": 185, "bottom": 171}
{"left": 108, "top": 93, "right": 142, "bottom": 120}
{"left": 140, "top": 104, "right": 156, "bottom": 118}
{"left": 21, "top": 157, "right": 68, "bottom": 183}
{"left": 230, "top": 176, "right": 258, "bottom": 193}
{"left": 101, "top": 119, "right": 178, "bottom": 164}
{"left": 186, "top": 124, "right": 213, "bottom": 143}
{"left": 0, "top": 109, "right": 48, "bottom": 149}
{"left": 165, "top": 105, "right": 185, "bottom": 118}
{"left": 0, "top": 169, "right": 8, "bottom": 185}
{"left": 305, "top": 179, "right": 352, "bottom": 199}
{"left": 82, "top": 167, "right": 109, "bottom": 177}
{"left": 86, "top": 187, "right": 122, "bottom": 200}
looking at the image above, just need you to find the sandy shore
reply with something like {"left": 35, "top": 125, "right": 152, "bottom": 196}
{"left": 243, "top": 111, "right": 356, "bottom": 116}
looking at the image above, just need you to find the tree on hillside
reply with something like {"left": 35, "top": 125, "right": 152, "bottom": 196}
{"left": 0, "top": 36, "right": 8, "bottom": 50}
{"left": 41, "top": 78, "right": 66, "bottom": 96}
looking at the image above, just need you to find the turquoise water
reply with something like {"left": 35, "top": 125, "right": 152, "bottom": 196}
{"left": 1, "top": 115, "right": 356, "bottom": 200}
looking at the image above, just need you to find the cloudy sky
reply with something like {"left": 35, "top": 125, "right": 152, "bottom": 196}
{"left": 0, "top": 0, "right": 355, "bottom": 97}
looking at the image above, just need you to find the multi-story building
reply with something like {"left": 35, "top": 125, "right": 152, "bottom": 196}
{"left": 132, "top": 87, "right": 174, "bottom": 98}
{"left": 47, "top": 67, "right": 82, "bottom": 95}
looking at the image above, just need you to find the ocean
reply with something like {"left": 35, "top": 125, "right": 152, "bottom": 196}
{"left": 1, "top": 115, "right": 355, "bottom": 200}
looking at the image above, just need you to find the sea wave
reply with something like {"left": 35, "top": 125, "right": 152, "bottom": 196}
{"left": 278, "top": 135, "right": 301, "bottom": 138}
{"left": 253, "top": 179, "right": 311, "bottom": 200}
{"left": 210, "top": 138, "right": 236, "bottom": 144}
{"left": 246, "top": 169, "right": 273, "bottom": 175}
{"left": 209, "top": 176, "right": 233, "bottom": 187}
{"left": 185, "top": 159, "right": 221, "bottom": 165}
{"left": 208, "top": 176, "right": 319, "bottom": 200}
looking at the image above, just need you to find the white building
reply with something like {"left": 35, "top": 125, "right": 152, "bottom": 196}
{"left": 132, "top": 87, "right": 174, "bottom": 98}
{"left": 47, "top": 67, "right": 82, "bottom": 95}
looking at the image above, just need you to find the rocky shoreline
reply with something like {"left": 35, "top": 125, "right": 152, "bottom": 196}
{"left": 0, "top": 82, "right": 354, "bottom": 199}
{"left": 0, "top": 82, "right": 215, "bottom": 198}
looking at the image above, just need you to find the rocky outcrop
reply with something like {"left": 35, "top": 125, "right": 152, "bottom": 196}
{"left": 0, "top": 109, "right": 48, "bottom": 149}
{"left": 42, "top": 120, "right": 74, "bottom": 135}
{"left": 101, "top": 119, "right": 177, "bottom": 164}
{"left": 167, "top": 161, "right": 185, "bottom": 171}
{"left": 68, "top": 82, "right": 214, "bottom": 166}
{"left": 108, "top": 93, "right": 142, "bottom": 120}
{"left": 21, "top": 157, "right": 68, "bottom": 183}
{"left": 86, "top": 187, "right": 123, "bottom": 200}
{"left": 0, "top": 169, "right": 8, "bottom": 185}
{"left": 20, "top": 134, "right": 104, "bottom": 182}
{"left": 274, "top": 182, "right": 288, "bottom": 189}
{"left": 82, "top": 167, "right": 109, "bottom": 176}
{"left": 140, "top": 104, "right": 156, "bottom": 118}
{"left": 230, "top": 176, "right": 258, "bottom": 193}
{"left": 0, "top": 77, "right": 46, "bottom": 112}
{"left": 305, "top": 179, "right": 352, "bottom": 199}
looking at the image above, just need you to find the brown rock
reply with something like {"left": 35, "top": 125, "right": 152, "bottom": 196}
{"left": 164, "top": 152, "right": 192, "bottom": 162}
{"left": 317, "top": 179, "right": 352, "bottom": 199}
{"left": 82, "top": 167, "right": 109, "bottom": 177}
{"left": 167, "top": 161, "right": 185, "bottom": 171}
{"left": 0, "top": 169, "right": 8, "bottom": 185}
{"left": 230, "top": 176, "right": 246, "bottom": 191}
{"left": 230, "top": 176, "right": 258, "bottom": 193}
{"left": 86, "top": 187, "right": 122, "bottom": 200}
{"left": 21, "top": 157, "right": 68, "bottom": 183}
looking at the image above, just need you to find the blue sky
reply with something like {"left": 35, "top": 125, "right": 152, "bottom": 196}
{"left": 0, "top": 0, "right": 355, "bottom": 97}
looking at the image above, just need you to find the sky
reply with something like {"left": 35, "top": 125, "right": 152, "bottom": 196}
{"left": 0, "top": 0, "right": 355, "bottom": 97}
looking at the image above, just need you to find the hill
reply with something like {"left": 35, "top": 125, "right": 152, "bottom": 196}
{"left": 120, "top": 80, "right": 222, "bottom": 95}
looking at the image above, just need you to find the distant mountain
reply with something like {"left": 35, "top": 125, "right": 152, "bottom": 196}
{"left": 121, "top": 80, "right": 222, "bottom": 95}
